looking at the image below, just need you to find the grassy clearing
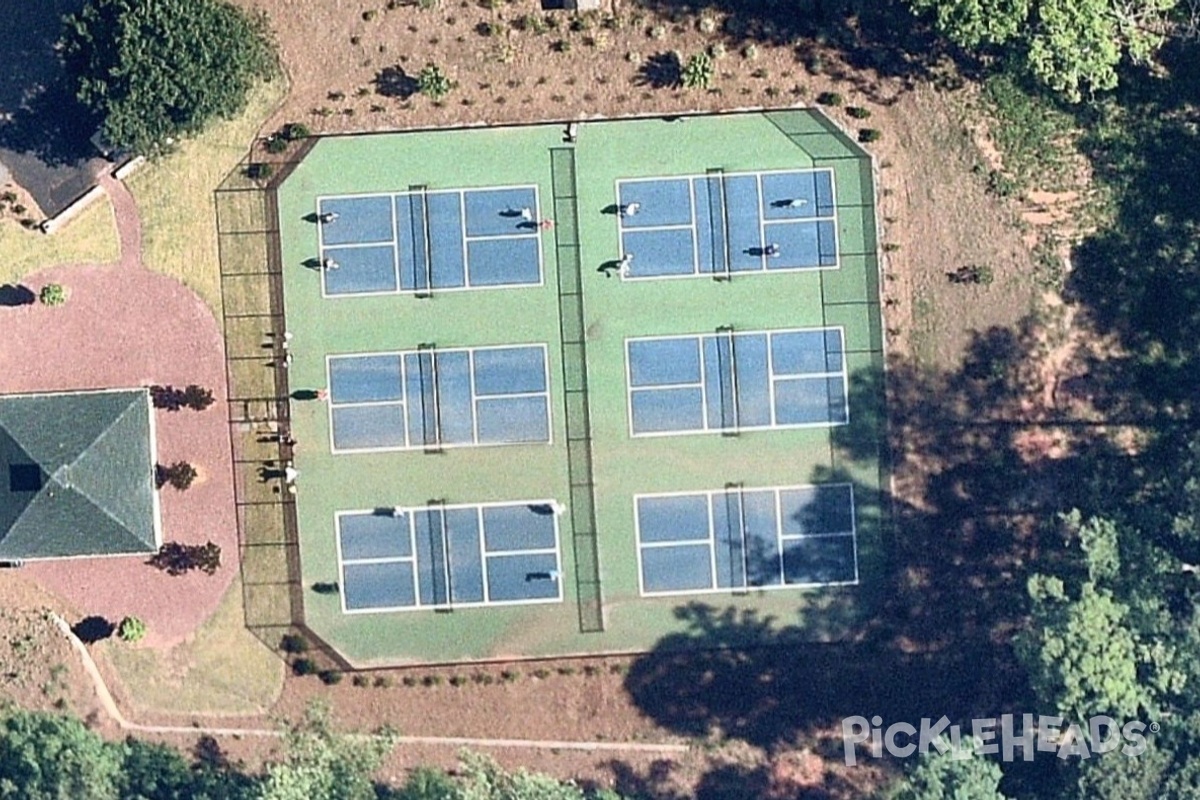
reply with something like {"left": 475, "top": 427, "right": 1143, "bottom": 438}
{"left": 128, "top": 80, "right": 285, "bottom": 314}
{"left": 0, "top": 197, "right": 119, "bottom": 285}
{"left": 981, "top": 74, "right": 1079, "bottom": 191}
{"left": 103, "top": 577, "right": 284, "bottom": 716}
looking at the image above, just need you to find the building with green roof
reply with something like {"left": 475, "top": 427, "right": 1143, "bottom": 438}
{"left": 0, "top": 388, "right": 161, "bottom": 560}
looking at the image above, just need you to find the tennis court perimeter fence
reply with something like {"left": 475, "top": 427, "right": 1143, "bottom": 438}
{"left": 214, "top": 138, "right": 349, "bottom": 669}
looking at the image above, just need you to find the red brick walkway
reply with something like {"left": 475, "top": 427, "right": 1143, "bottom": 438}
{"left": 2, "top": 177, "right": 237, "bottom": 648}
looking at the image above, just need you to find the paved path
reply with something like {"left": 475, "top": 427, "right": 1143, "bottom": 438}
{"left": 97, "top": 172, "right": 143, "bottom": 267}
{"left": 51, "top": 614, "right": 690, "bottom": 754}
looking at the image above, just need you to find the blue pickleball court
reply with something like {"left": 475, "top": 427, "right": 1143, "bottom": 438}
{"left": 316, "top": 184, "right": 544, "bottom": 296}
{"left": 615, "top": 168, "right": 839, "bottom": 280}
{"left": 337, "top": 501, "right": 564, "bottom": 612}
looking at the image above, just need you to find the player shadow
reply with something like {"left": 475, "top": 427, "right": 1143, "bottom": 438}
{"left": 498, "top": 208, "right": 526, "bottom": 218}
{"left": 601, "top": 204, "right": 622, "bottom": 215}
{"left": 0, "top": 284, "right": 36, "bottom": 306}
{"left": 516, "top": 220, "right": 539, "bottom": 230}
{"left": 597, "top": 261, "right": 622, "bottom": 278}
{"left": 258, "top": 465, "right": 287, "bottom": 482}
{"left": 302, "top": 212, "right": 320, "bottom": 223}
{"left": 768, "top": 199, "right": 804, "bottom": 208}
{"left": 301, "top": 257, "right": 323, "bottom": 269}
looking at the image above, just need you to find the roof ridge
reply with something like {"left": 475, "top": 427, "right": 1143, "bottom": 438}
{"left": 62, "top": 394, "right": 147, "bottom": 537}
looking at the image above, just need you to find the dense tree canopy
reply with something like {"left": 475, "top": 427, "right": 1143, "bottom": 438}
{"left": 885, "top": 737, "right": 1009, "bottom": 800}
{"left": 61, "top": 0, "right": 275, "bottom": 155}
{"left": 0, "top": 708, "right": 631, "bottom": 800}
{"left": 906, "top": 0, "right": 1178, "bottom": 99}
{"left": 0, "top": 711, "right": 122, "bottom": 800}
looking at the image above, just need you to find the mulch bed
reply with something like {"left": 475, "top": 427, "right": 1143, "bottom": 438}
{"left": 0, "top": 263, "right": 238, "bottom": 648}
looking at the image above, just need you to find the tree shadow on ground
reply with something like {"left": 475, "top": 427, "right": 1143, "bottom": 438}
{"left": 373, "top": 66, "right": 419, "bottom": 100}
{"left": 623, "top": 323, "right": 1138, "bottom": 753}
{"left": 630, "top": 0, "right": 978, "bottom": 104}
{"left": 71, "top": 616, "right": 114, "bottom": 643}
{"left": 636, "top": 52, "right": 683, "bottom": 89}
{"left": 0, "top": 285, "right": 36, "bottom": 306}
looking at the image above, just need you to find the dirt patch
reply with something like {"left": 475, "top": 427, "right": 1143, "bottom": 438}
{"left": 0, "top": 263, "right": 238, "bottom": 649}
{"left": 0, "top": 571, "right": 108, "bottom": 725}
{"left": 236, "top": 0, "right": 907, "bottom": 140}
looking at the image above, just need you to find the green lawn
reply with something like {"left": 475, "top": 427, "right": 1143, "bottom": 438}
{"left": 275, "top": 111, "right": 885, "bottom": 665}
{"left": 103, "top": 577, "right": 285, "bottom": 716}
{"left": 0, "top": 197, "right": 118, "bottom": 284}
{"left": 129, "top": 80, "right": 286, "bottom": 314}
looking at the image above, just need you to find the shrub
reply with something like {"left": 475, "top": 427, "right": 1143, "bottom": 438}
{"left": 362, "top": 9, "right": 377, "bottom": 20}
{"left": 281, "top": 122, "right": 310, "bottom": 140}
{"left": 448, "top": 674, "right": 468, "bottom": 686}
{"left": 583, "top": 664, "right": 601, "bottom": 676}
{"left": 846, "top": 105, "right": 872, "bottom": 119}
{"left": 858, "top": 128, "right": 882, "bottom": 143}
{"left": 352, "top": 675, "right": 370, "bottom": 687}
{"left": 149, "top": 541, "right": 221, "bottom": 575}
{"left": 500, "top": 669, "right": 520, "bottom": 682}
{"left": 742, "top": 43, "right": 758, "bottom": 60}
{"left": 417, "top": 63, "right": 454, "bottom": 100}
{"left": 882, "top": 242, "right": 900, "bottom": 252}
{"left": 816, "top": 91, "right": 843, "bottom": 106}
{"left": 117, "top": 616, "right": 146, "bottom": 643}
{"left": 708, "top": 42, "right": 726, "bottom": 59}
{"left": 649, "top": 24, "right": 666, "bottom": 39}
{"left": 418, "top": 0, "right": 438, "bottom": 9}
{"left": 401, "top": 675, "right": 418, "bottom": 687}
{"left": 319, "top": 670, "right": 343, "bottom": 685}
{"left": 280, "top": 633, "right": 309, "bottom": 654}
{"left": 264, "top": 136, "right": 289, "bottom": 154}
{"left": 0, "top": 191, "right": 16, "bottom": 203}
{"left": 422, "top": 675, "right": 444, "bottom": 686}
{"left": 39, "top": 284, "right": 67, "bottom": 307}
{"left": 532, "top": 668, "right": 551, "bottom": 679}
{"left": 12, "top": 204, "right": 25, "bottom": 214}
{"left": 245, "top": 162, "right": 273, "bottom": 180}
{"left": 681, "top": 52, "right": 714, "bottom": 90}
{"left": 697, "top": 15, "right": 717, "bottom": 34}
{"left": 556, "top": 666, "right": 577, "bottom": 676}
{"left": 158, "top": 461, "right": 198, "bottom": 491}
{"left": 182, "top": 384, "right": 215, "bottom": 411}
{"left": 374, "top": 675, "right": 394, "bottom": 688}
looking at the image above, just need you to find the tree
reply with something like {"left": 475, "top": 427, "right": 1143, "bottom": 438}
{"left": 254, "top": 704, "right": 397, "bottom": 800}
{"left": 182, "top": 385, "right": 216, "bottom": 411}
{"left": 157, "top": 461, "right": 198, "bottom": 491}
{"left": 885, "top": 737, "right": 1010, "bottom": 800}
{"left": 149, "top": 542, "right": 221, "bottom": 576}
{"left": 906, "top": 0, "right": 1178, "bottom": 100}
{"left": 61, "top": 0, "right": 275, "bottom": 156}
{"left": 681, "top": 52, "right": 714, "bottom": 90}
{"left": 38, "top": 284, "right": 67, "bottom": 306}
{"left": 417, "top": 64, "right": 454, "bottom": 101}
{"left": 118, "top": 616, "right": 147, "bottom": 643}
{"left": 0, "top": 710, "right": 122, "bottom": 800}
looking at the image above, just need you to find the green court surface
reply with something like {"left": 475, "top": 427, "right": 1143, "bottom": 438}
{"left": 274, "top": 110, "right": 887, "bottom": 666}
